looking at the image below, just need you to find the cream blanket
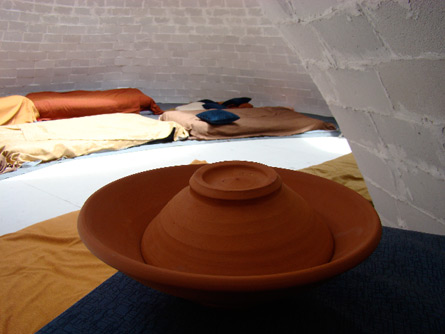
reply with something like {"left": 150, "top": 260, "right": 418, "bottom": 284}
{"left": 0, "top": 113, "right": 188, "bottom": 173}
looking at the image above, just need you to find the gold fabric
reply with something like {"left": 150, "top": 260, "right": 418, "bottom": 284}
{"left": 300, "top": 153, "right": 372, "bottom": 202}
{"left": 0, "top": 95, "right": 39, "bottom": 126}
{"left": 0, "top": 212, "right": 117, "bottom": 334}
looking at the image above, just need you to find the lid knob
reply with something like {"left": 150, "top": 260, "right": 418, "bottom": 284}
{"left": 189, "top": 161, "right": 282, "bottom": 200}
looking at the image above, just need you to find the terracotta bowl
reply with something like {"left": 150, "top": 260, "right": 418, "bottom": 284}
{"left": 78, "top": 161, "right": 382, "bottom": 307}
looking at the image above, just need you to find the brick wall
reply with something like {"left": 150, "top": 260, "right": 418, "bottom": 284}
{"left": 3, "top": 0, "right": 443, "bottom": 234}
{"left": 0, "top": 0, "right": 330, "bottom": 115}
{"left": 261, "top": 0, "right": 445, "bottom": 234}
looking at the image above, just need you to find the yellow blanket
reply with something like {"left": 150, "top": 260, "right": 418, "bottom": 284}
{"left": 0, "top": 113, "right": 188, "bottom": 173}
{"left": 0, "top": 153, "right": 370, "bottom": 334}
{"left": 0, "top": 95, "right": 39, "bottom": 126}
{"left": 299, "top": 152, "right": 371, "bottom": 202}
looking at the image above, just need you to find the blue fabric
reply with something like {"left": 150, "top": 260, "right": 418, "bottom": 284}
{"left": 196, "top": 109, "right": 240, "bottom": 125}
{"left": 221, "top": 97, "right": 251, "bottom": 107}
{"left": 199, "top": 97, "right": 252, "bottom": 109}
{"left": 37, "top": 227, "right": 445, "bottom": 334}
{"left": 202, "top": 102, "right": 224, "bottom": 110}
{"left": 198, "top": 99, "right": 214, "bottom": 104}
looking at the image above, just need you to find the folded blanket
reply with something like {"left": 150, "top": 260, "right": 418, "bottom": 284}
{"left": 0, "top": 113, "right": 188, "bottom": 173}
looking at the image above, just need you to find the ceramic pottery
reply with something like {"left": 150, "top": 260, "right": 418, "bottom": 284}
{"left": 141, "top": 161, "right": 334, "bottom": 276}
{"left": 78, "top": 161, "right": 382, "bottom": 307}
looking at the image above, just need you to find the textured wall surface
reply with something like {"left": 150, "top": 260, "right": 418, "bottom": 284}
{"left": 1, "top": 0, "right": 444, "bottom": 234}
{"left": 0, "top": 0, "right": 330, "bottom": 115}
{"left": 261, "top": 0, "right": 445, "bottom": 234}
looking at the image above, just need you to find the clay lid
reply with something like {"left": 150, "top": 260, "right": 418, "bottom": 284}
{"left": 141, "top": 161, "right": 334, "bottom": 276}
{"left": 189, "top": 161, "right": 282, "bottom": 200}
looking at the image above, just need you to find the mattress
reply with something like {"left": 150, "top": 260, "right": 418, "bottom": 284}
{"left": 160, "top": 106, "right": 337, "bottom": 140}
{"left": 0, "top": 113, "right": 188, "bottom": 174}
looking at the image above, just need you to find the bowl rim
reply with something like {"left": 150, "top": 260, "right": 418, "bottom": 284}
{"left": 78, "top": 163, "right": 382, "bottom": 293}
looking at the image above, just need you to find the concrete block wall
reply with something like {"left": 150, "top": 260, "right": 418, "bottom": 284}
{"left": 261, "top": 0, "right": 445, "bottom": 234}
{"left": 0, "top": 0, "right": 330, "bottom": 115}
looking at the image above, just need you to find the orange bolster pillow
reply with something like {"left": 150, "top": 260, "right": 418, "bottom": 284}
{"left": 26, "top": 88, "right": 163, "bottom": 120}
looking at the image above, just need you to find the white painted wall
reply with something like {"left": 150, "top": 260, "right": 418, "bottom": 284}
{"left": 260, "top": 0, "right": 445, "bottom": 234}
{"left": 0, "top": 0, "right": 329, "bottom": 115}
